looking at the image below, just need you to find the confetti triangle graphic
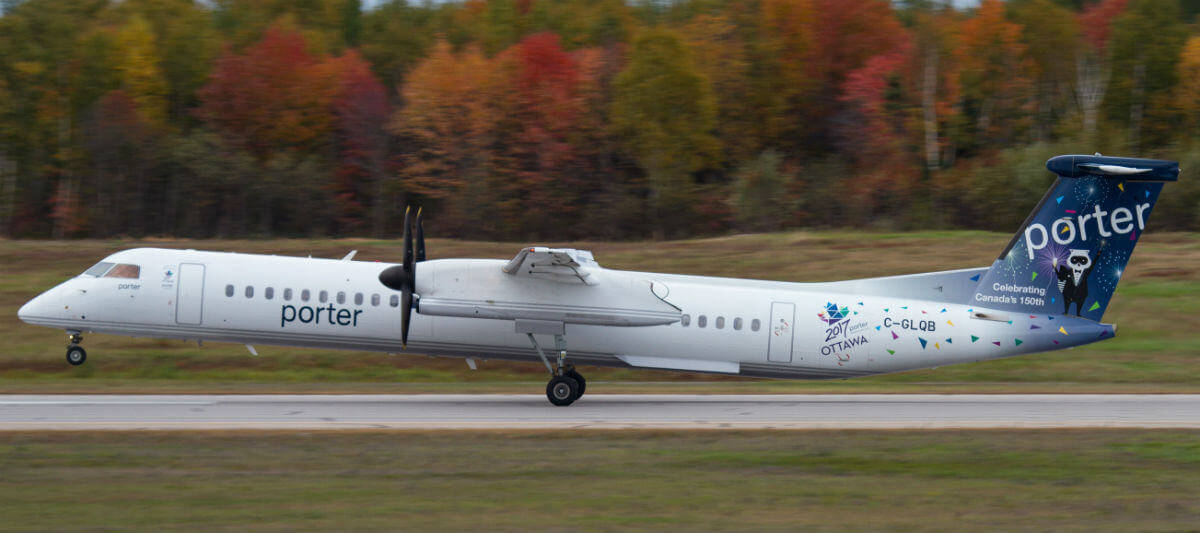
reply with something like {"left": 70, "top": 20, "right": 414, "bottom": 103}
{"left": 875, "top": 325, "right": 881, "bottom": 331}
{"left": 1056, "top": 195, "right": 1064, "bottom": 204}
{"left": 970, "top": 335, "right": 980, "bottom": 343}
{"left": 969, "top": 274, "right": 981, "bottom": 282}
{"left": 1053, "top": 340, "right": 1060, "bottom": 345}
{"left": 1007, "top": 321, "right": 1013, "bottom": 325}
{"left": 1118, "top": 182, "right": 1124, "bottom": 192}
{"left": 1088, "top": 302, "right": 1101, "bottom": 312}
{"left": 1029, "top": 315, "right": 1036, "bottom": 319}
{"left": 901, "top": 306, "right": 908, "bottom": 310}
{"left": 1030, "top": 324, "right": 1041, "bottom": 330}
{"left": 940, "top": 308, "right": 947, "bottom": 313}
{"left": 891, "top": 331, "right": 899, "bottom": 340}
{"left": 1130, "top": 231, "right": 1137, "bottom": 241}
{"left": 858, "top": 302, "right": 864, "bottom": 306}
{"left": 1050, "top": 297, "right": 1056, "bottom": 304}
{"left": 1145, "top": 189, "right": 1151, "bottom": 198}
{"left": 945, "top": 338, "right": 952, "bottom": 344}
{"left": 934, "top": 342, "right": 940, "bottom": 350}
{"left": 922, "top": 310, "right": 927, "bottom": 314}
{"left": 1048, "top": 315, "right": 1054, "bottom": 320}
{"left": 947, "top": 320, "right": 955, "bottom": 327}
{"left": 918, "top": 338, "right": 928, "bottom": 349}
{"left": 1031, "top": 271, "right": 1038, "bottom": 281}
{"left": 992, "top": 341, "right": 1002, "bottom": 346}
{"left": 1059, "top": 225, "right": 1070, "bottom": 234}
{"left": 1059, "top": 326, "right": 1068, "bottom": 335}
{"left": 1014, "top": 339, "right": 1023, "bottom": 346}
{"left": 886, "top": 349, "right": 895, "bottom": 355}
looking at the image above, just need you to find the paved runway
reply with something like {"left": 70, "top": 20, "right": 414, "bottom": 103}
{"left": 1, "top": 394, "right": 1199, "bottom": 430}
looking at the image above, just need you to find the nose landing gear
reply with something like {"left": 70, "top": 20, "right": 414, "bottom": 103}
{"left": 527, "top": 333, "right": 586, "bottom": 406}
{"left": 66, "top": 332, "right": 86, "bottom": 366}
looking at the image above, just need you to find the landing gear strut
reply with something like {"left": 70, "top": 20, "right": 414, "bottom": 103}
{"left": 66, "top": 332, "right": 86, "bottom": 366}
{"left": 528, "top": 333, "right": 585, "bottom": 406}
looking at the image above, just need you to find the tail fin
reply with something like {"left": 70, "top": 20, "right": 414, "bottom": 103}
{"left": 971, "top": 155, "right": 1179, "bottom": 321}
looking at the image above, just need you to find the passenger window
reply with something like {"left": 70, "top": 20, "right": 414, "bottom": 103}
{"left": 244, "top": 286, "right": 254, "bottom": 298}
{"left": 337, "top": 292, "right": 346, "bottom": 304}
{"left": 265, "top": 287, "right": 274, "bottom": 300}
{"left": 301, "top": 289, "right": 310, "bottom": 302}
{"left": 83, "top": 262, "right": 114, "bottom": 277}
{"left": 733, "top": 317, "right": 743, "bottom": 330}
{"left": 371, "top": 294, "right": 380, "bottom": 306}
{"left": 354, "top": 293, "right": 364, "bottom": 305}
{"left": 716, "top": 316, "right": 725, "bottom": 329}
{"left": 680, "top": 314, "right": 690, "bottom": 327}
{"left": 698, "top": 315, "right": 707, "bottom": 328}
{"left": 283, "top": 288, "right": 293, "bottom": 301}
{"left": 104, "top": 264, "right": 140, "bottom": 279}
{"left": 751, "top": 319, "right": 761, "bottom": 332}
{"left": 225, "top": 284, "right": 234, "bottom": 297}
{"left": 319, "top": 290, "right": 328, "bottom": 303}
{"left": 389, "top": 294, "right": 399, "bottom": 307}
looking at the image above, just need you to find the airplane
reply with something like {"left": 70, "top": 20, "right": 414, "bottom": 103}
{"left": 17, "top": 154, "right": 1179, "bottom": 405}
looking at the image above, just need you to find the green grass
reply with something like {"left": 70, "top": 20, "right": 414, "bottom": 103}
{"left": 0, "top": 430, "right": 1197, "bottom": 532}
{"left": 2, "top": 232, "right": 1200, "bottom": 393}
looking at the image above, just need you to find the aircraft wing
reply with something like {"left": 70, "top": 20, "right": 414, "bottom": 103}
{"left": 502, "top": 247, "right": 598, "bottom": 285}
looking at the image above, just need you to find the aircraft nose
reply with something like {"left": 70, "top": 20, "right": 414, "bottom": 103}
{"left": 17, "top": 292, "right": 52, "bottom": 324}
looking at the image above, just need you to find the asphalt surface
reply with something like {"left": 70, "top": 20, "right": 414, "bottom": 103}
{"left": 1, "top": 394, "right": 1198, "bottom": 430}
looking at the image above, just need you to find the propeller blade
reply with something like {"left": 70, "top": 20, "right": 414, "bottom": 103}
{"left": 400, "top": 289, "right": 413, "bottom": 348}
{"left": 402, "top": 207, "right": 414, "bottom": 270}
{"left": 415, "top": 208, "right": 426, "bottom": 263}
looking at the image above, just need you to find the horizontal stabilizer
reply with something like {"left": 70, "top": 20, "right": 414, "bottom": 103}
{"left": 1046, "top": 155, "right": 1179, "bottom": 181}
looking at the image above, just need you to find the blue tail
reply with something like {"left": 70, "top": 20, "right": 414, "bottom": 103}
{"left": 971, "top": 155, "right": 1179, "bottom": 321}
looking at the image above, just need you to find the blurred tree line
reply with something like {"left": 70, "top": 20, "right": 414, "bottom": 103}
{"left": 3, "top": 0, "right": 1200, "bottom": 240}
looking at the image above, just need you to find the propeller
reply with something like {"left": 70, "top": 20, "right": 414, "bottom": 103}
{"left": 379, "top": 207, "right": 425, "bottom": 348}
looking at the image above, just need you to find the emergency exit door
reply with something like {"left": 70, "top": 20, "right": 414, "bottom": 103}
{"left": 176, "top": 263, "right": 205, "bottom": 325}
{"left": 767, "top": 302, "right": 795, "bottom": 363}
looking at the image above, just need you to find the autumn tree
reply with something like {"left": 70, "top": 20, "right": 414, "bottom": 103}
{"left": 392, "top": 39, "right": 504, "bottom": 236}
{"left": 330, "top": 50, "right": 393, "bottom": 235}
{"left": 1107, "top": 0, "right": 1188, "bottom": 149}
{"left": 197, "top": 27, "right": 338, "bottom": 159}
{"left": 1076, "top": 0, "right": 1128, "bottom": 145}
{"left": 957, "top": 0, "right": 1032, "bottom": 150}
{"left": 1010, "top": 0, "right": 1081, "bottom": 143}
{"left": 611, "top": 29, "right": 717, "bottom": 238}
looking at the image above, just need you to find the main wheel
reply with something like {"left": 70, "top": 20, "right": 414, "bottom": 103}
{"left": 564, "top": 369, "right": 586, "bottom": 398}
{"left": 546, "top": 375, "right": 580, "bottom": 406}
{"left": 66, "top": 345, "right": 87, "bottom": 366}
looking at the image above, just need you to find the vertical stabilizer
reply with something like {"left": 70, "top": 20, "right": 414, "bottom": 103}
{"left": 971, "top": 155, "right": 1178, "bottom": 321}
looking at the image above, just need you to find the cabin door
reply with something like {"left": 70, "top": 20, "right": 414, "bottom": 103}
{"left": 175, "top": 263, "right": 205, "bottom": 325}
{"left": 767, "top": 302, "right": 795, "bottom": 363}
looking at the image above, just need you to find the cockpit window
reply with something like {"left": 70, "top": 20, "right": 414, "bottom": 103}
{"left": 103, "top": 264, "right": 141, "bottom": 279}
{"left": 82, "top": 262, "right": 115, "bottom": 277}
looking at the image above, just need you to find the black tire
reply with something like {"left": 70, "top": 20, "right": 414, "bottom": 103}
{"left": 546, "top": 375, "right": 580, "bottom": 406}
{"left": 66, "top": 345, "right": 87, "bottom": 366}
{"left": 564, "top": 369, "right": 586, "bottom": 398}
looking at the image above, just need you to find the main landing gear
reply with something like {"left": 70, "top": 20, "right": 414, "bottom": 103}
{"left": 527, "top": 333, "right": 586, "bottom": 406}
{"left": 66, "top": 332, "right": 86, "bottom": 366}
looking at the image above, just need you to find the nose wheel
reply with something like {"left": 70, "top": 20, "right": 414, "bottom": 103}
{"left": 66, "top": 344, "right": 87, "bottom": 366}
{"left": 527, "top": 333, "right": 586, "bottom": 406}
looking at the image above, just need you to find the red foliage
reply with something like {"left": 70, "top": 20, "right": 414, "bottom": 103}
{"left": 330, "top": 50, "right": 392, "bottom": 231}
{"left": 1079, "top": 0, "right": 1129, "bottom": 51}
{"left": 196, "top": 27, "right": 337, "bottom": 158}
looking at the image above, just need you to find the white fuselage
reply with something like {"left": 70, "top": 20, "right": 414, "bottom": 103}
{"left": 18, "top": 247, "right": 1114, "bottom": 379}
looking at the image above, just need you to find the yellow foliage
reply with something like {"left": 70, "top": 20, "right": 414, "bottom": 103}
{"left": 116, "top": 15, "right": 168, "bottom": 126}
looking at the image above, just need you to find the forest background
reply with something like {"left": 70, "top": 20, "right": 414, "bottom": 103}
{"left": 2, "top": 0, "right": 1199, "bottom": 241}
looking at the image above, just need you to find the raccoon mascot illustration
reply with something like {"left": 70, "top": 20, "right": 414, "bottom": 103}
{"left": 1053, "top": 247, "right": 1103, "bottom": 316}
